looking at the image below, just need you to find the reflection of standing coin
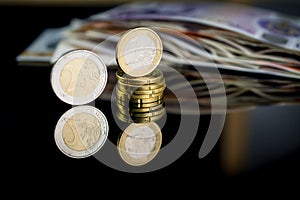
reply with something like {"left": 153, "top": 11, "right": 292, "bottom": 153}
{"left": 118, "top": 122, "right": 162, "bottom": 166}
{"left": 116, "top": 27, "right": 163, "bottom": 77}
{"left": 54, "top": 105, "right": 109, "bottom": 158}
{"left": 51, "top": 50, "right": 107, "bottom": 105}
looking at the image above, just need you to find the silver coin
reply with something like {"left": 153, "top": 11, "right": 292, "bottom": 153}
{"left": 51, "top": 50, "right": 108, "bottom": 105}
{"left": 54, "top": 105, "right": 109, "bottom": 158}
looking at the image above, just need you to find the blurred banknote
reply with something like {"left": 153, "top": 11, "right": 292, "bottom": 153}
{"left": 16, "top": 2, "right": 300, "bottom": 113}
{"left": 16, "top": 27, "right": 67, "bottom": 66}
{"left": 46, "top": 2, "right": 300, "bottom": 79}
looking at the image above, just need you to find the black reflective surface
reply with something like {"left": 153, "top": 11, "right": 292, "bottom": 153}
{"left": 3, "top": 3, "right": 300, "bottom": 190}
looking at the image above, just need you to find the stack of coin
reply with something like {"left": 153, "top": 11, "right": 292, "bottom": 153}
{"left": 115, "top": 69, "right": 166, "bottom": 123}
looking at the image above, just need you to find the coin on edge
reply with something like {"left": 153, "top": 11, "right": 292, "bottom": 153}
{"left": 116, "top": 27, "right": 163, "bottom": 77}
{"left": 54, "top": 105, "right": 109, "bottom": 158}
{"left": 51, "top": 50, "right": 108, "bottom": 105}
{"left": 117, "top": 122, "right": 162, "bottom": 166}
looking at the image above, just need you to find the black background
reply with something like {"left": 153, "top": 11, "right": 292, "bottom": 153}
{"left": 2, "top": 1, "right": 300, "bottom": 193}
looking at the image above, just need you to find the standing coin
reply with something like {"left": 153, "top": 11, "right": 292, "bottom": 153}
{"left": 54, "top": 105, "right": 109, "bottom": 158}
{"left": 51, "top": 50, "right": 108, "bottom": 105}
{"left": 116, "top": 27, "right": 163, "bottom": 77}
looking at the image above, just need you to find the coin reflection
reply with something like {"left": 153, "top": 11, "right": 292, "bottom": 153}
{"left": 117, "top": 122, "right": 162, "bottom": 166}
{"left": 54, "top": 105, "right": 109, "bottom": 158}
{"left": 62, "top": 112, "right": 100, "bottom": 151}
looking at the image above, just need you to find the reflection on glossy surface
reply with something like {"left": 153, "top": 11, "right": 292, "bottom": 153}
{"left": 62, "top": 112, "right": 101, "bottom": 151}
{"left": 54, "top": 105, "right": 109, "bottom": 158}
{"left": 115, "top": 68, "right": 166, "bottom": 123}
{"left": 221, "top": 104, "right": 300, "bottom": 175}
{"left": 117, "top": 122, "right": 162, "bottom": 166}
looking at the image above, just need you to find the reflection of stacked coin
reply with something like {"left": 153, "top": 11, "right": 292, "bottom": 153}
{"left": 117, "top": 122, "right": 162, "bottom": 166}
{"left": 116, "top": 69, "right": 166, "bottom": 123}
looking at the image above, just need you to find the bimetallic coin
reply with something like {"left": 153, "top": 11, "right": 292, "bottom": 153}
{"left": 54, "top": 105, "right": 109, "bottom": 158}
{"left": 116, "top": 27, "right": 163, "bottom": 77}
{"left": 118, "top": 122, "right": 162, "bottom": 166}
{"left": 116, "top": 69, "right": 164, "bottom": 85}
{"left": 51, "top": 50, "right": 108, "bottom": 105}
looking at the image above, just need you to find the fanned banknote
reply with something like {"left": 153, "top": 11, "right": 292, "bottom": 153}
{"left": 91, "top": 2, "right": 300, "bottom": 52}
{"left": 16, "top": 2, "right": 300, "bottom": 113}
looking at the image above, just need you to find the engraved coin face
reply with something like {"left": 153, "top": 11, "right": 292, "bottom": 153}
{"left": 51, "top": 50, "right": 107, "bottom": 105}
{"left": 54, "top": 105, "right": 109, "bottom": 158}
{"left": 117, "top": 122, "right": 162, "bottom": 166}
{"left": 116, "top": 27, "right": 163, "bottom": 77}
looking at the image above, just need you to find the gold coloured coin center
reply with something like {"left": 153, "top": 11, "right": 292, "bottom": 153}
{"left": 59, "top": 58, "right": 100, "bottom": 97}
{"left": 62, "top": 113, "right": 101, "bottom": 151}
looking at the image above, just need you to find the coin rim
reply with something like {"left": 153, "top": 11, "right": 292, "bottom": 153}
{"left": 116, "top": 27, "right": 163, "bottom": 77}
{"left": 51, "top": 49, "right": 108, "bottom": 105}
{"left": 116, "top": 69, "right": 164, "bottom": 85}
{"left": 116, "top": 110, "right": 165, "bottom": 123}
{"left": 116, "top": 87, "right": 164, "bottom": 99}
{"left": 54, "top": 105, "right": 109, "bottom": 158}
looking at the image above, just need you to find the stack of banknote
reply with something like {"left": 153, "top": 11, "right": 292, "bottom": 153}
{"left": 17, "top": 2, "right": 300, "bottom": 113}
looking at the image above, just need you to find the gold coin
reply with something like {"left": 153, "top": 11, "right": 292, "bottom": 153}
{"left": 116, "top": 87, "right": 164, "bottom": 99}
{"left": 132, "top": 85, "right": 166, "bottom": 95}
{"left": 130, "top": 107, "right": 166, "bottom": 118}
{"left": 117, "top": 83, "right": 166, "bottom": 95}
{"left": 117, "top": 99, "right": 164, "bottom": 108}
{"left": 117, "top": 93, "right": 164, "bottom": 104}
{"left": 131, "top": 104, "right": 165, "bottom": 113}
{"left": 117, "top": 111, "right": 165, "bottom": 123}
{"left": 117, "top": 104, "right": 165, "bottom": 117}
{"left": 117, "top": 81, "right": 165, "bottom": 92}
{"left": 116, "top": 69, "right": 164, "bottom": 85}
{"left": 117, "top": 122, "right": 162, "bottom": 166}
{"left": 116, "top": 27, "right": 163, "bottom": 77}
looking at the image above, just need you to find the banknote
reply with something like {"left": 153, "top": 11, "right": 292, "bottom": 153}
{"left": 91, "top": 2, "right": 300, "bottom": 52}
{"left": 16, "top": 27, "right": 67, "bottom": 66}
{"left": 15, "top": 2, "right": 300, "bottom": 114}
{"left": 49, "top": 18, "right": 300, "bottom": 79}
